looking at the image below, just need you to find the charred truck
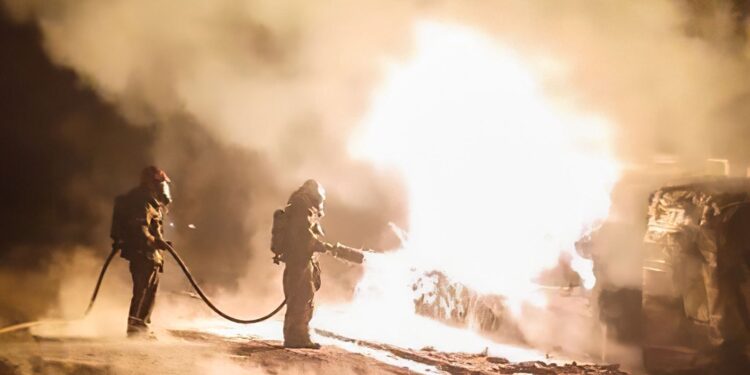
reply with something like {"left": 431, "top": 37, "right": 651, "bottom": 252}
{"left": 408, "top": 174, "right": 750, "bottom": 373}
{"left": 642, "top": 178, "right": 750, "bottom": 373}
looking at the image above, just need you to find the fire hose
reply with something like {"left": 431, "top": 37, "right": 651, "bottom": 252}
{"left": 168, "top": 240, "right": 369, "bottom": 322}
{"left": 164, "top": 244, "right": 287, "bottom": 324}
{"left": 0, "top": 245, "right": 287, "bottom": 335}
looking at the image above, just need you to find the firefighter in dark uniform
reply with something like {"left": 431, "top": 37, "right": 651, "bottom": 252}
{"left": 281, "top": 179, "right": 328, "bottom": 349}
{"left": 110, "top": 166, "right": 173, "bottom": 338}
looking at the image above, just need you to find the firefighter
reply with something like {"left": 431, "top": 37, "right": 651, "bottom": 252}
{"left": 281, "top": 179, "right": 328, "bottom": 349}
{"left": 110, "top": 166, "right": 173, "bottom": 338}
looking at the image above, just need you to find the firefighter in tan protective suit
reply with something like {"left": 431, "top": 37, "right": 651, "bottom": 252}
{"left": 110, "top": 166, "right": 173, "bottom": 338}
{"left": 279, "top": 180, "right": 328, "bottom": 349}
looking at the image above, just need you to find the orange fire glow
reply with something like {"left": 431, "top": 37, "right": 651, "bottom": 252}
{"left": 314, "top": 19, "right": 620, "bottom": 351}
{"left": 193, "top": 20, "right": 620, "bottom": 362}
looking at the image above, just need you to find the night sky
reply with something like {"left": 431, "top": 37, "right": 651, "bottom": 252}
{"left": 0, "top": 13, "right": 154, "bottom": 266}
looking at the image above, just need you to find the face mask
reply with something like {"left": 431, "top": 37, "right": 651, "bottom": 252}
{"left": 156, "top": 181, "right": 172, "bottom": 205}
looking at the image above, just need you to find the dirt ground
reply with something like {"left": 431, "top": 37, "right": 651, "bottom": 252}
{"left": 0, "top": 331, "right": 411, "bottom": 375}
{"left": 0, "top": 328, "right": 630, "bottom": 375}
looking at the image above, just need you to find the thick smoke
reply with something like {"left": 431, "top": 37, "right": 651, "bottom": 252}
{"left": 2, "top": 0, "right": 415, "bottom": 177}
{"left": 3, "top": 2, "right": 750, "bottom": 367}
{"left": 0, "top": 0, "right": 410, "bottom": 326}
{"left": 450, "top": 1, "right": 750, "bottom": 166}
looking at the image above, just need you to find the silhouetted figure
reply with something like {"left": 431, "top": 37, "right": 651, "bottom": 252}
{"left": 111, "top": 166, "right": 172, "bottom": 338}
{"left": 279, "top": 180, "right": 327, "bottom": 349}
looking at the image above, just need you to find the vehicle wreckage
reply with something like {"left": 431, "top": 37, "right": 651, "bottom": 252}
{"left": 409, "top": 177, "right": 750, "bottom": 373}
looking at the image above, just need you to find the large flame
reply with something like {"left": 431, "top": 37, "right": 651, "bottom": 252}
{"left": 351, "top": 20, "right": 618, "bottom": 297}
{"left": 189, "top": 20, "right": 621, "bottom": 363}
{"left": 315, "top": 20, "right": 619, "bottom": 352}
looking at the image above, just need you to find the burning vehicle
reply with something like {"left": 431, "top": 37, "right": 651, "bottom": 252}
{"left": 642, "top": 178, "right": 750, "bottom": 372}
{"left": 407, "top": 175, "right": 750, "bottom": 374}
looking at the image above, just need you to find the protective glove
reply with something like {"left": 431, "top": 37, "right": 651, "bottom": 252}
{"left": 154, "top": 238, "right": 172, "bottom": 250}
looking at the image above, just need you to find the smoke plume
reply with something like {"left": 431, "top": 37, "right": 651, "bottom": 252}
{"left": 3, "top": 3, "right": 750, "bottom": 368}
